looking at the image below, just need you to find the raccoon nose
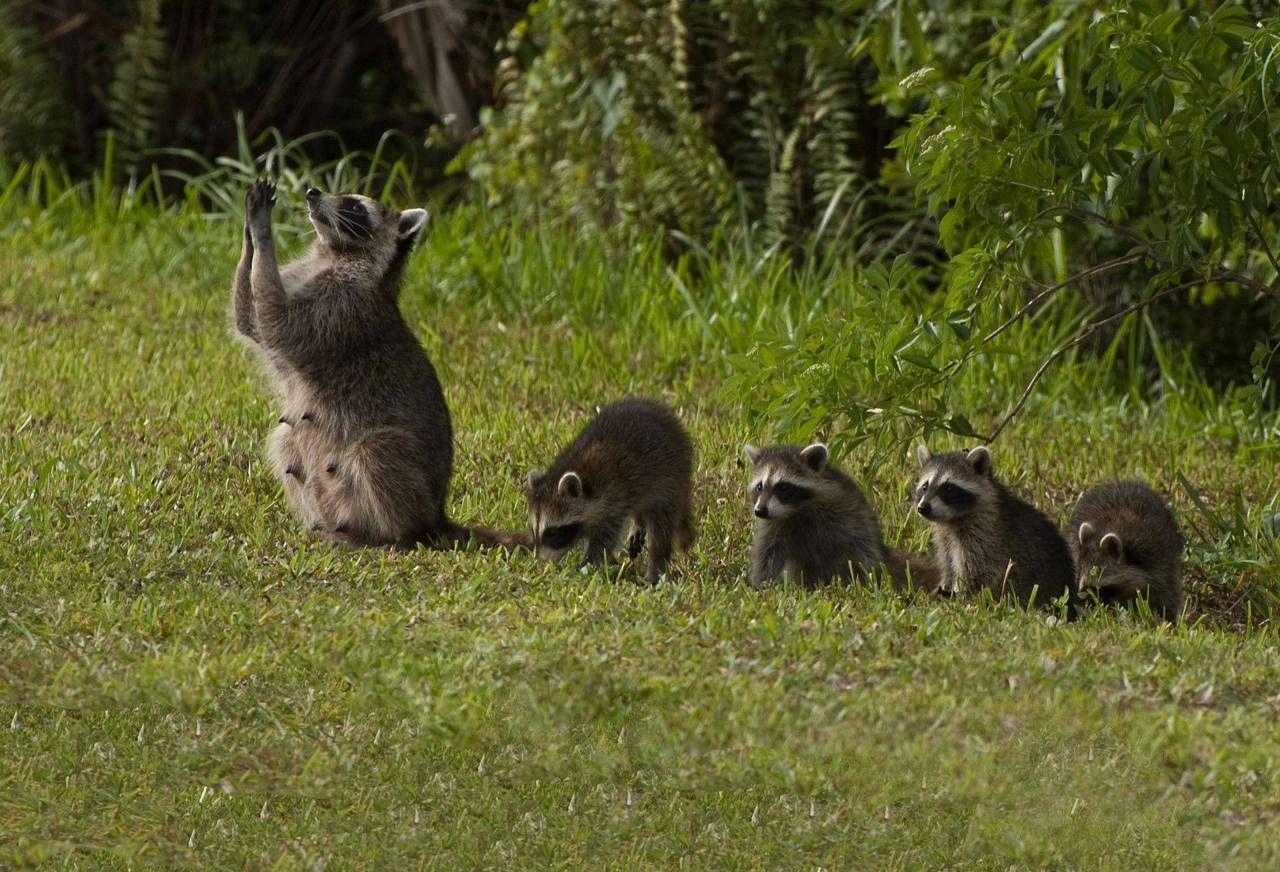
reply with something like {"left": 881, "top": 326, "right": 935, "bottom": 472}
{"left": 305, "top": 187, "right": 321, "bottom": 201}
{"left": 917, "top": 501, "right": 933, "bottom": 518}
{"left": 754, "top": 504, "right": 769, "bottom": 519}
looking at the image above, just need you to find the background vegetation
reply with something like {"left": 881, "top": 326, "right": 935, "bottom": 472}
{"left": 2, "top": 0, "right": 1279, "bottom": 866}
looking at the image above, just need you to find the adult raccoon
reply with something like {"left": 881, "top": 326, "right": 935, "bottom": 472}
{"left": 232, "top": 180, "right": 524, "bottom": 550}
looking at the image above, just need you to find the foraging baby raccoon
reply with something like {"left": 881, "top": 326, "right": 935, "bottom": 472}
{"left": 743, "top": 443, "right": 887, "bottom": 589}
{"left": 1070, "top": 480, "right": 1184, "bottom": 621}
{"left": 232, "top": 180, "right": 524, "bottom": 549}
{"left": 526, "top": 398, "right": 696, "bottom": 584}
{"left": 914, "top": 445, "right": 1075, "bottom": 609}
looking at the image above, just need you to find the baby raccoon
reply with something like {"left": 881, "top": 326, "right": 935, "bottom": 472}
{"left": 526, "top": 398, "right": 696, "bottom": 584}
{"left": 744, "top": 443, "right": 886, "bottom": 589}
{"left": 914, "top": 445, "right": 1075, "bottom": 609}
{"left": 1070, "top": 480, "right": 1185, "bottom": 621}
{"left": 232, "top": 180, "right": 523, "bottom": 550}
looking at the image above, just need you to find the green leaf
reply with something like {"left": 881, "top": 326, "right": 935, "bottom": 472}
{"left": 947, "top": 414, "right": 977, "bottom": 437}
{"left": 897, "top": 352, "right": 938, "bottom": 372}
{"left": 1128, "top": 46, "right": 1159, "bottom": 73}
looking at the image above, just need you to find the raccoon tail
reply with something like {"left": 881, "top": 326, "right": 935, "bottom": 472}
{"left": 884, "top": 548, "right": 941, "bottom": 594}
{"left": 674, "top": 511, "right": 697, "bottom": 552}
{"left": 439, "top": 521, "right": 533, "bottom": 552}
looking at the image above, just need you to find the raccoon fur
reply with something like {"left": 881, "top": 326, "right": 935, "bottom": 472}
{"left": 744, "top": 442, "right": 887, "bottom": 589}
{"left": 1070, "top": 480, "right": 1184, "bottom": 621}
{"left": 914, "top": 445, "right": 1075, "bottom": 609}
{"left": 232, "top": 180, "right": 524, "bottom": 550}
{"left": 882, "top": 548, "right": 943, "bottom": 595}
{"left": 526, "top": 398, "right": 695, "bottom": 584}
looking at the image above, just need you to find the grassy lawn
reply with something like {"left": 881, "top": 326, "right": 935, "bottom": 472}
{"left": 2, "top": 193, "right": 1278, "bottom": 868}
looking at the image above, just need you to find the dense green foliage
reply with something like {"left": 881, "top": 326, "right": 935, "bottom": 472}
{"left": 902, "top": 1, "right": 1280, "bottom": 386}
{"left": 466, "top": 0, "right": 1279, "bottom": 450}
{"left": 0, "top": 0, "right": 71, "bottom": 160}
{"left": 2, "top": 1, "right": 441, "bottom": 173}
{"left": 466, "top": 0, "right": 909, "bottom": 247}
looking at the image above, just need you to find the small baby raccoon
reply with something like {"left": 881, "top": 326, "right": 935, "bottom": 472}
{"left": 914, "top": 445, "right": 1075, "bottom": 609}
{"left": 1070, "top": 480, "right": 1184, "bottom": 621}
{"left": 526, "top": 398, "right": 696, "bottom": 583}
{"left": 743, "top": 442, "right": 886, "bottom": 588}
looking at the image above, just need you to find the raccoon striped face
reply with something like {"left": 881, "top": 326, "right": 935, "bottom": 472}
{"left": 305, "top": 187, "right": 428, "bottom": 254}
{"left": 527, "top": 469, "right": 590, "bottom": 561}
{"left": 744, "top": 442, "right": 827, "bottom": 521}
{"left": 914, "top": 445, "right": 992, "bottom": 524}
{"left": 1074, "top": 523, "right": 1140, "bottom": 594}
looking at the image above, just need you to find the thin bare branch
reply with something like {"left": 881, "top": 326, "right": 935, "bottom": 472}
{"left": 1246, "top": 211, "right": 1280, "bottom": 285}
{"left": 986, "top": 274, "right": 1240, "bottom": 443}
{"left": 981, "top": 252, "right": 1143, "bottom": 345}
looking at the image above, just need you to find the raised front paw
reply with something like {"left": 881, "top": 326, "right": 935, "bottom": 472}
{"left": 245, "top": 179, "right": 276, "bottom": 219}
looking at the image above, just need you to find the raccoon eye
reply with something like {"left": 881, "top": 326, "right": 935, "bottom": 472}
{"left": 754, "top": 482, "right": 763, "bottom": 493}
{"left": 917, "top": 481, "right": 928, "bottom": 493}
{"left": 541, "top": 523, "right": 581, "bottom": 550}
{"left": 936, "top": 482, "right": 975, "bottom": 509}
{"left": 772, "top": 482, "right": 813, "bottom": 504}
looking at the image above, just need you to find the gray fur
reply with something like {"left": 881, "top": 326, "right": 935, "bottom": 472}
{"left": 745, "top": 443, "right": 885, "bottom": 589}
{"left": 914, "top": 445, "right": 1075, "bottom": 609}
{"left": 1070, "top": 480, "right": 1184, "bottom": 621}
{"left": 527, "top": 398, "right": 695, "bottom": 584}
{"left": 233, "top": 181, "right": 523, "bottom": 549}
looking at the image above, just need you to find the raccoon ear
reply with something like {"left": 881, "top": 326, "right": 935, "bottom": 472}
{"left": 397, "top": 208, "right": 429, "bottom": 242}
{"left": 1077, "top": 521, "right": 1096, "bottom": 546}
{"left": 557, "top": 471, "right": 584, "bottom": 498}
{"left": 526, "top": 469, "right": 544, "bottom": 491}
{"left": 743, "top": 444, "right": 761, "bottom": 464}
{"left": 915, "top": 444, "right": 932, "bottom": 466}
{"left": 800, "top": 442, "right": 828, "bottom": 472}
{"left": 1099, "top": 532, "right": 1124, "bottom": 559}
{"left": 966, "top": 445, "right": 991, "bottom": 476}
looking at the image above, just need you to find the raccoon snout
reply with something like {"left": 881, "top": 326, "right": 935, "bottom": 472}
{"left": 754, "top": 503, "right": 769, "bottom": 519}
{"left": 917, "top": 500, "right": 933, "bottom": 518}
{"left": 305, "top": 187, "right": 321, "bottom": 202}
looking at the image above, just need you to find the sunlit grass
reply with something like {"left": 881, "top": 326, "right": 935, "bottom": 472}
{"left": 1, "top": 172, "right": 1277, "bottom": 866}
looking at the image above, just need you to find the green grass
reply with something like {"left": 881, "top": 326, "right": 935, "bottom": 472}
{"left": 2, "top": 185, "right": 1279, "bottom": 868}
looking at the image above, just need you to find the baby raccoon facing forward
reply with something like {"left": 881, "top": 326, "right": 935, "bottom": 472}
{"left": 914, "top": 445, "right": 1075, "bottom": 609}
{"left": 1070, "top": 480, "right": 1184, "bottom": 621}
{"left": 233, "top": 180, "right": 522, "bottom": 549}
{"left": 744, "top": 443, "right": 886, "bottom": 589}
{"left": 526, "top": 398, "right": 695, "bottom": 584}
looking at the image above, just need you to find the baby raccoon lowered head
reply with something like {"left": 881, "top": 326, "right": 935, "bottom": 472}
{"left": 743, "top": 443, "right": 886, "bottom": 589}
{"left": 1071, "top": 480, "right": 1184, "bottom": 621}
{"left": 526, "top": 398, "right": 695, "bottom": 584}
{"left": 914, "top": 445, "right": 1075, "bottom": 609}
{"left": 232, "top": 180, "right": 524, "bottom": 550}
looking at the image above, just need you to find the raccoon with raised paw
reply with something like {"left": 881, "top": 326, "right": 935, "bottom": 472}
{"left": 914, "top": 445, "right": 1075, "bottom": 609}
{"left": 232, "top": 180, "right": 523, "bottom": 550}
{"left": 1070, "top": 480, "right": 1184, "bottom": 621}
{"left": 526, "top": 398, "right": 695, "bottom": 584}
{"left": 744, "top": 442, "right": 889, "bottom": 589}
